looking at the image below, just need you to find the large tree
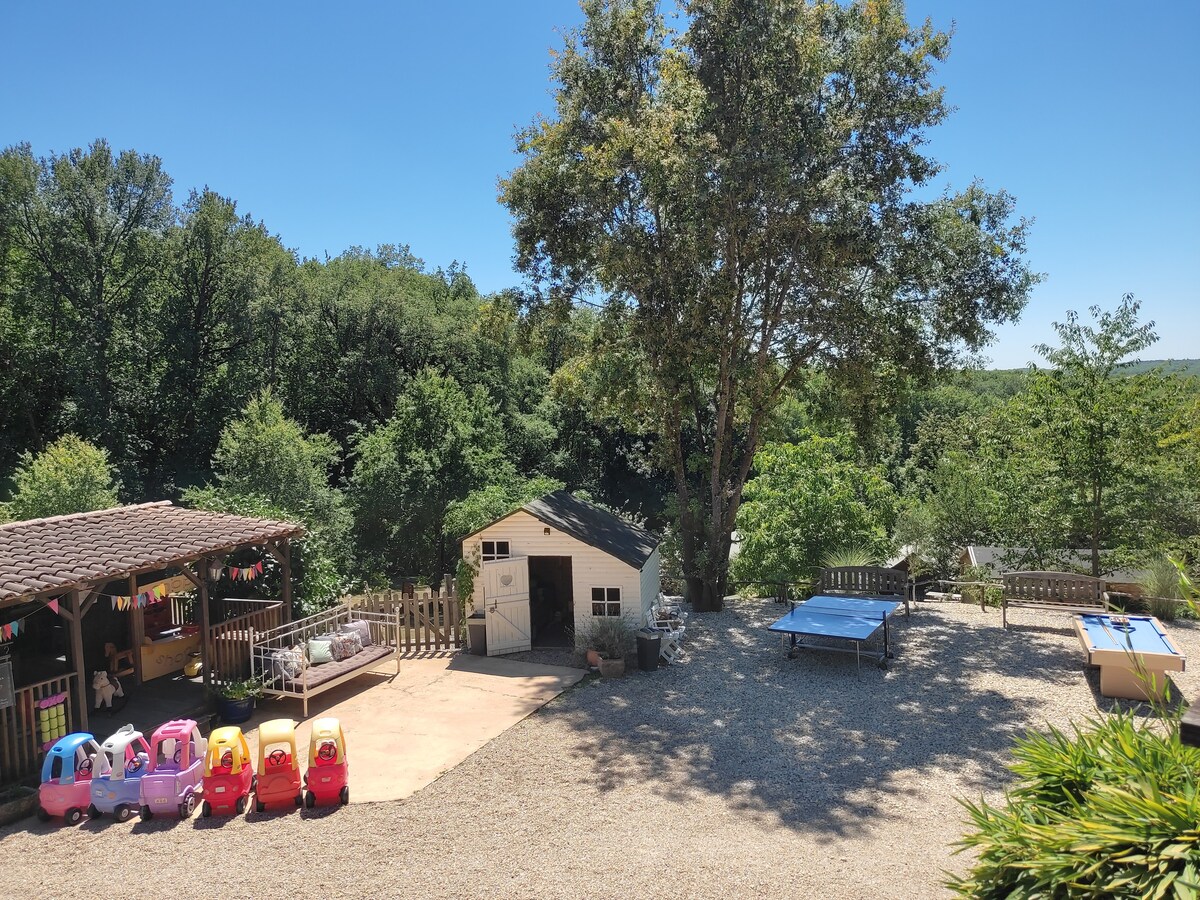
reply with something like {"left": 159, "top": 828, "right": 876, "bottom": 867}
{"left": 502, "top": 0, "right": 1037, "bottom": 608}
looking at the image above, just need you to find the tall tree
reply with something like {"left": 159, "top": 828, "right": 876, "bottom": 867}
{"left": 502, "top": 0, "right": 1037, "bottom": 608}
{"left": 4, "top": 434, "right": 119, "bottom": 521}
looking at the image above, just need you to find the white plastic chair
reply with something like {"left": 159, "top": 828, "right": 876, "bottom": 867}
{"left": 647, "top": 602, "right": 686, "bottom": 664}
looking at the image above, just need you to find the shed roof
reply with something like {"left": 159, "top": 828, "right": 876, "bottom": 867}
{"left": 522, "top": 492, "right": 658, "bottom": 569}
{"left": 0, "top": 502, "right": 303, "bottom": 606}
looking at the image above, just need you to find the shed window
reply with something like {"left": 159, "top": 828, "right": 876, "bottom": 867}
{"left": 481, "top": 540, "right": 510, "bottom": 562}
{"left": 591, "top": 587, "right": 622, "bottom": 617}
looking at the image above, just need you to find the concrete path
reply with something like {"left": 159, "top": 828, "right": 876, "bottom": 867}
{"left": 240, "top": 653, "right": 585, "bottom": 803}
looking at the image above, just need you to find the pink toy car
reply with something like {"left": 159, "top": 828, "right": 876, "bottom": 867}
{"left": 38, "top": 733, "right": 100, "bottom": 825}
{"left": 140, "top": 719, "right": 207, "bottom": 820}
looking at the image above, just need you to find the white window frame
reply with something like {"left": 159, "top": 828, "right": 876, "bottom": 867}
{"left": 481, "top": 540, "right": 510, "bottom": 562}
{"left": 590, "top": 586, "right": 622, "bottom": 618}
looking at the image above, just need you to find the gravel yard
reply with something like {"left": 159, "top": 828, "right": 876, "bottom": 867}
{"left": 2, "top": 599, "right": 1196, "bottom": 899}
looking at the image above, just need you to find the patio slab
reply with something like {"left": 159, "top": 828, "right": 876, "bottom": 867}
{"left": 240, "top": 652, "right": 585, "bottom": 803}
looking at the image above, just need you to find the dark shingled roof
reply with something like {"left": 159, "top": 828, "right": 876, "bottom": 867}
{"left": 521, "top": 491, "right": 659, "bottom": 569}
{"left": 0, "top": 502, "right": 303, "bottom": 606}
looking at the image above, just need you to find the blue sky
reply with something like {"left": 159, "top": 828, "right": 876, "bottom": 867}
{"left": 2, "top": 1, "right": 1196, "bottom": 368}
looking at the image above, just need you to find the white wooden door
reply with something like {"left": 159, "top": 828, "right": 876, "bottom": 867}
{"left": 481, "top": 557, "right": 531, "bottom": 655}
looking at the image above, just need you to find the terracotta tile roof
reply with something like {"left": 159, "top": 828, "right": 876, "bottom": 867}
{"left": 0, "top": 502, "right": 304, "bottom": 606}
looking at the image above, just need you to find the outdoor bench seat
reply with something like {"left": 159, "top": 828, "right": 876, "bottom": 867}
{"left": 999, "top": 571, "right": 1113, "bottom": 629}
{"left": 816, "top": 566, "right": 911, "bottom": 616}
{"left": 251, "top": 601, "right": 400, "bottom": 717}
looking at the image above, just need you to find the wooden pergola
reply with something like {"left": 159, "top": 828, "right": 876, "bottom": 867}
{"left": 0, "top": 502, "right": 303, "bottom": 735}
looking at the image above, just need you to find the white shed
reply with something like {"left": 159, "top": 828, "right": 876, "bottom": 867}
{"left": 462, "top": 491, "right": 661, "bottom": 655}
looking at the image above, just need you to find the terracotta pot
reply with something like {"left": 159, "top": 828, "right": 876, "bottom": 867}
{"left": 586, "top": 649, "right": 602, "bottom": 668}
{"left": 598, "top": 657, "right": 625, "bottom": 678}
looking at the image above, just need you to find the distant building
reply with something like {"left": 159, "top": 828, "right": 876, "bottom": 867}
{"left": 961, "top": 546, "right": 1148, "bottom": 594}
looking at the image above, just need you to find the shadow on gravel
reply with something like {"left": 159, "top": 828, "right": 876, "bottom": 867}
{"left": 535, "top": 599, "right": 1084, "bottom": 840}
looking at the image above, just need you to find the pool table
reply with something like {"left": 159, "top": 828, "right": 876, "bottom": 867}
{"left": 1072, "top": 614, "right": 1186, "bottom": 701}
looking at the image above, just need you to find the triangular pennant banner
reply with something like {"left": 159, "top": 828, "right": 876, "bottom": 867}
{"left": 10, "top": 620, "right": 18, "bottom": 637}
{"left": 48, "top": 598, "right": 60, "bottom": 615}
{"left": 2, "top": 624, "right": 11, "bottom": 640}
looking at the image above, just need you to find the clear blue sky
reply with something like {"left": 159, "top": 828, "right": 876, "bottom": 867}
{"left": 2, "top": 1, "right": 1196, "bottom": 368}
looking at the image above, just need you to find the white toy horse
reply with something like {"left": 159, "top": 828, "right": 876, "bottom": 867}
{"left": 92, "top": 670, "right": 124, "bottom": 709}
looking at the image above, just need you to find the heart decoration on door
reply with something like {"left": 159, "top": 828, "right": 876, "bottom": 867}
{"left": 500, "top": 574, "right": 513, "bottom": 586}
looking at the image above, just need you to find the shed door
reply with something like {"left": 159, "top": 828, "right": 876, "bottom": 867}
{"left": 481, "top": 557, "right": 531, "bottom": 655}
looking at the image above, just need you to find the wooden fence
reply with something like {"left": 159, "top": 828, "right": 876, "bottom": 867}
{"left": 208, "top": 599, "right": 285, "bottom": 686}
{"left": 0, "top": 673, "right": 75, "bottom": 786}
{"left": 350, "top": 585, "right": 462, "bottom": 652}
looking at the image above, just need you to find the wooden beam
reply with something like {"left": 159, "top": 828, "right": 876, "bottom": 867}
{"left": 68, "top": 589, "right": 89, "bottom": 733}
{"left": 197, "top": 559, "right": 213, "bottom": 692}
{"left": 128, "top": 574, "right": 145, "bottom": 686}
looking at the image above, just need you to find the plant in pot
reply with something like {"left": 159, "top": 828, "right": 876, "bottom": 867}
{"left": 216, "top": 677, "right": 264, "bottom": 724}
{"left": 577, "top": 617, "right": 635, "bottom": 678}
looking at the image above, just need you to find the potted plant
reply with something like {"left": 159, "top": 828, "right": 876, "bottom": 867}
{"left": 216, "top": 677, "right": 263, "bottom": 724}
{"left": 577, "top": 618, "right": 634, "bottom": 678}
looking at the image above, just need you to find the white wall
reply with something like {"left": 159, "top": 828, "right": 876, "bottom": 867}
{"left": 465, "top": 510, "right": 652, "bottom": 638}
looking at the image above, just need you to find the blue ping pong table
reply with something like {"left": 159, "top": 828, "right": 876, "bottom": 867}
{"left": 768, "top": 595, "right": 903, "bottom": 668}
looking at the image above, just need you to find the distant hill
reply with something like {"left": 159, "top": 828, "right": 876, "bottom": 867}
{"left": 986, "top": 359, "right": 1200, "bottom": 377}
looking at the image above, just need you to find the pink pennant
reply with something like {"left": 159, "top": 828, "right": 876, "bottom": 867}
{"left": 231, "top": 567, "right": 240, "bottom": 580}
{"left": 2, "top": 624, "right": 11, "bottom": 640}
{"left": 256, "top": 561, "right": 264, "bottom": 575}
{"left": 48, "top": 598, "right": 60, "bottom": 615}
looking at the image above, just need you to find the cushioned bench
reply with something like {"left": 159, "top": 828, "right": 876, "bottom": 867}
{"left": 251, "top": 602, "right": 400, "bottom": 717}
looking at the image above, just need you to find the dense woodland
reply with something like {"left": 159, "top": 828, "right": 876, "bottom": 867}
{"left": 2, "top": 2, "right": 1197, "bottom": 616}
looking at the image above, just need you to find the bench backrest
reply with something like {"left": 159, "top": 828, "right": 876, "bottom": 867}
{"left": 817, "top": 566, "right": 907, "bottom": 598}
{"left": 1001, "top": 571, "right": 1107, "bottom": 607}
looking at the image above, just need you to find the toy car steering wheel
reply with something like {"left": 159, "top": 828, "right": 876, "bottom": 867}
{"left": 268, "top": 749, "right": 287, "bottom": 767}
{"left": 173, "top": 747, "right": 182, "bottom": 764}
{"left": 220, "top": 750, "right": 233, "bottom": 769}
{"left": 126, "top": 757, "right": 143, "bottom": 775}
{"left": 77, "top": 758, "right": 93, "bottom": 775}
{"left": 317, "top": 742, "right": 337, "bottom": 762}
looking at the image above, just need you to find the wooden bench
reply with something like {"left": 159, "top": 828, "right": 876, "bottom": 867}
{"left": 817, "top": 566, "right": 910, "bottom": 616}
{"left": 251, "top": 601, "right": 400, "bottom": 717}
{"left": 999, "top": 571, "right": 1112, "bottom": 629}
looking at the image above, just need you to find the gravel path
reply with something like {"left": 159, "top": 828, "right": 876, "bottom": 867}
{"left": 2, "top": 600, "right": 1196, "bottom": 899}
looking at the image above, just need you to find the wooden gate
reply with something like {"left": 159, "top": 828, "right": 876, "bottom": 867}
{"left": 207, "top": 599, "right": 285, "bottom": 686}
{"left": 351, "top": 586, "right": 462, "bottom": 652}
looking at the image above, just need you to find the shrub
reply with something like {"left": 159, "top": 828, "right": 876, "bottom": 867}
{"left": 573, "top": 617, "right": 634, "bottom": 660}
{"left": 949, "top": 711, "right": 1200, "bottom": 897}
{"left": 1142, "top": 556, "right": 1184, "bottom": 622}
{"left": 820, "top": 545, "right": 881, "bottom": 568}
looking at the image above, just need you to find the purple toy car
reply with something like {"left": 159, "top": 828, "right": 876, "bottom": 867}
{"left": 140, "top": 718, "right": 207, "bottom": 820}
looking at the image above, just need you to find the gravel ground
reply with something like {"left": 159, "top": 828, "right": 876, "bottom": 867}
{"left": 2, "top": 599, "right": 1196, "bottom": 900}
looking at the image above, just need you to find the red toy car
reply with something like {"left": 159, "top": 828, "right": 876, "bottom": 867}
{"left": 304, "top": 717, "right": 349, "bottom": 807}
{"left": 255, "top": 718, "right": 302, "bottom": 812}
{"left": 200, "top": 727, "right": 255, "bottom": 817}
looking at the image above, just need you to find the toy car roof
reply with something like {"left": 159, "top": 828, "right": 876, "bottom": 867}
{"left": 258, "top": 718, "right": 297, "bottom": 745}
{"left": 150, "top": 718, "right": 199, "bottom": 743}
{"left": 48, "top": 732, "right": 97, "bottom": 757}
{"left": 99, "top": 723, "right": 145, "bottom": 751}
{"left": 310, "top": 718, "right": 345, "bottom": 744}
{"left": 208, "top": 726, "right": 246, "bottom": 747}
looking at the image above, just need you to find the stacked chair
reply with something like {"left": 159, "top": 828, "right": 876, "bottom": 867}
{"left": 647, "top": 593, "right": 688, "bottom": 664}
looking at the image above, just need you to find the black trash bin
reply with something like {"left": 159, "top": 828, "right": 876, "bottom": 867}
{"left": 636, "top": 629, "right": 661, "bottom": 671}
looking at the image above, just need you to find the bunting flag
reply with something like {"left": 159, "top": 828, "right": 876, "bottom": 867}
{"left": 212, "top": 560, "right": 266, "bottom": 582}
{"left": 48, "top": 598, "right": 59, "bottom": 615}
{"left": 109, "top": 582, "right": 170, "bottom": 612}
{"left": 2, "top": 624, "right": 11, "bottom": 640}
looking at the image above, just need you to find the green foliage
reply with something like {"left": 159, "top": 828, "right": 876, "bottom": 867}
{"left": 950, "top": 711, "right": 1200, "bottom": 898}
{"left": 819, "top": 546, "right": 881, "bottom": 569}
{"left": 218, "top": 677, "right": 264, "bottom": 701}
{"left": 5, "top": 435, "right": 120, "bottom": 521}
{"left": 350, "top": 369, "right": 510, "bottom": 579}
{"left": 442, "top": 475, "right": 565, "bottom": 543}
{"left": 732, "top": 436, "right": 896, "bottom": 585}
{"left": 1142, "top": 556, "right": 1184, "bottom": 621}
{"left": 183, "top": 488, "right": 347, "bottom": 617}
{"left": 501, "top": 0, "right": 1036, "bottom": 609}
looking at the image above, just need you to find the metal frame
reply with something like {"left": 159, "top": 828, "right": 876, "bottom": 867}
{"left": 770, "top": 599, "right": 898, "bottom": 671}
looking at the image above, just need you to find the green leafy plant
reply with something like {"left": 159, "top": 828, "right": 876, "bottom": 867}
{"left": 218, "top": 678, "right": 264, "bottom": 701}
{"left": 574, "top": 617, "right": 634, "bottom": 661}
{"left": 949, "top": 711, "right": 1200, "bottom": 897}
{"left": 1141, "top": 555, "right": 1184, "bottom": 622}
{"left": 959, "top": 564, "right": 1003, "bottom": 608}
{"left": 820, "top": 545, "right": 881, "bottom": 568}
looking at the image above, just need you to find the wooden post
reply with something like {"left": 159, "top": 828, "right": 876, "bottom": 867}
{"left": 179, "top": 561, "right": 212, "bottom": 691}
{"left": 128, "top": 574, "right": 145, "bottom": 686}
{"left": 280, "top": 539, "right": 292, "bottom": 624}
{"left": 66, "top": 589, "right": 89, "bottom": 733}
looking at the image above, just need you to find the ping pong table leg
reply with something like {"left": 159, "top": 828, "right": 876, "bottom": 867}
{"left": 884, "top": 615, "right": 893, "bottom": 660}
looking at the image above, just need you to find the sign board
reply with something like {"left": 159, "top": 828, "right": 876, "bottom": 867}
{"left": 0, "top": 658, "right": 14, "bottom": 711}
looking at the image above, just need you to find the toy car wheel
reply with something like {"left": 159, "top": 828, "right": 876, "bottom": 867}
{"left": 294, "top": 791, "right": 303, "bottom": 807}
{"left": 115, "top": 804, "right": 133, "bottom": 823}
{"left": 36, "top": 807, "right": 51, "bottom": 823}
{"left": 235, "top": 795, "right": 246, "bottom": 815}
{"left": 180, "top": 793, "right": 196, "bottom": 819}
{"left": 339, "top": 786, "right": 349, "bottom": 806}
{"left": 65, "top": 807, "right": 84, "bottom": 826}
{"left": 255, "top": 800, "right": 265, "bottom": 813}
{"left": 201, "top": 800, "right": 212, "bottom": 818}
{"left": 87, "top": 804, "right": 100, "bottom": 819}
{"left": 305, "top": 791, "right": 315, "bottom": 808}
{"left": 140, "top": 805, "right": 153, "bottom": 821}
